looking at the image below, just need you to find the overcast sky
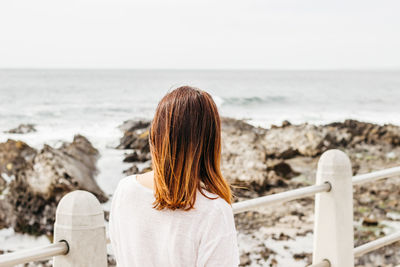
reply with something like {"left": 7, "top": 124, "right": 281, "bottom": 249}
{"left": 0, "top": 0, "right": 399, "bottom": 69}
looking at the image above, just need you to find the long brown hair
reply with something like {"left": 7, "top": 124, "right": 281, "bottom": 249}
{"left": 149, "top": 86, "right": 232, "bottom": 210}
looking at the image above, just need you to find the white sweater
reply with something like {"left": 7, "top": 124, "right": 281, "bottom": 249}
{"left": 109, "top": 175, "right": 240, "bottom": 267}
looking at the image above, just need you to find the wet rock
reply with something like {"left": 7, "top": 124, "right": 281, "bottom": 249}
{"left": 4, "top": 124, "right": 37, "bottom": 134}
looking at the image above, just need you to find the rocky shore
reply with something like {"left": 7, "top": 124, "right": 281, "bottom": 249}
{"left": 0, "top": 135, "right": 108, "bottom": 236}
{"left": 117, "top": 118, "right": 400, "bottom": 267}
{"left": 1, "top": 119, "right": 400, "bottom": 266}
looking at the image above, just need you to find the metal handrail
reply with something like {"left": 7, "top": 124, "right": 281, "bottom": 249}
{"left": 0, "top": 241, "right": 68, "bottom": 267}
{"left": 354, "top": 231, "right": 400, "bottom": 257}
{"left": 232, "top": 182, "right": 331, "bottom": 214}
{"left": 352, "top": 166, "right": 400, "bottom": 185}
{"left": 231, "top": 166, "right": 400, "bottom": 215}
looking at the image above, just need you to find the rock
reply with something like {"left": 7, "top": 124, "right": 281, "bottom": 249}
{"left": 266, "top": 160, "right": 299, "bottom": 179}
{"left": 281, "top": 120, "right": 291, "bottom": 128}
{"left": 116, "top": 118, "right": 400, "bottom": 200}
{"left": 118, "top": 120, "right": 150, "bottom": 133}
{"left": 293, "top": 252, "right": 307, "bottom": 260}
{"left": 240, "top": 252, "right": 252, "bottom": 266}
{"left": 4, "top": 124, "right": 37, "bottom": 134}
{"left": 0, "top": 135, "right": 108, "bottom": 236}
{"left": 123, "top": 151, "right": 149, "bottom": 163}
{"left": 263, "top": 124, "right": 328, "bottom": 158}
{"left": 59, "top": 134, "right": 100, "bottom": 172}
{"left": 263, "top": 120, "right": 400, "bottom": 160}
{"left": 328, "top": 120, "right": 400, "bottom": 147}
{"left": 362, "top": 217, "right": 379, "bottom": 227}
{"left": 117, "top": 120, "right": 153, "bottom": 173}
{"left": 107, "top": 253, "right": 117, "bottom": 266}
{"left": 123, "top": 164, "right": 139, "bottom": 176}
{"left": 117, "top": 120, "right": 151, "bottom": 150}
{"left": 220, "top": 117, "right": 268, "bottom": 186}
{"left": 0, "top": 140, "right": 37, "bottom": 176}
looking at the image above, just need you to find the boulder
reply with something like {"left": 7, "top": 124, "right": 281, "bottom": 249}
{"left": 4, "top": 124, "right": 37, "bottom": 134}
{"left": 220, "top": 118, "right": 268, "bottom": 186}
{"left": 117, "top": 120, "right": 152, "bottom": 174}
{"left": 0, "top": 135, "right": 108, "bottom": 236}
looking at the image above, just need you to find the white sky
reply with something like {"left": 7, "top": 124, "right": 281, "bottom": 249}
{"left": 0, "top": 0, "right": 399, "bottom": 69}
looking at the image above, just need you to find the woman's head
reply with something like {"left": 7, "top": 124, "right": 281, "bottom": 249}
{"left": 149, "top": 86, "right": 232, "bottom": 210}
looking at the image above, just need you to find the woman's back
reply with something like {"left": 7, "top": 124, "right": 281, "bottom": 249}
{"left": 109, "top": 175, "right": 239, "bottom": 267}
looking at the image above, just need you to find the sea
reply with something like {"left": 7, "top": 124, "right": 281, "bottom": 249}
{"left": 0, "top": 69, "right": 400, "bottom": 265}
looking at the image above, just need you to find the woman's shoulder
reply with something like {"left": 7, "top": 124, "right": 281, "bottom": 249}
{"left": 115, "top": 174, "right": 135, "bottom": 192}
{"left": 114, "top": 174, "right": 153, "bottom": 197}
{"left": 195, "top": 190, "right": 237, "bottom": 238}
{"left": 195, "top": 189, "right": 233, "bottom": 217}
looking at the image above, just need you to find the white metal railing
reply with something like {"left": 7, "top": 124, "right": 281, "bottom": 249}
{"left": 232, "top": 182, "right": 331, "bottom": 214}
{"left": 0, "top": 242, "right": 68, "bottom": 267}
{"left": 0, "top": 149, "right": 399, "bottom": 267}
{"left": 352, "top": 166, "right": 400, "bottom": 185}
{"left": 354, "top": 231, "right": 400, "bottom": 257}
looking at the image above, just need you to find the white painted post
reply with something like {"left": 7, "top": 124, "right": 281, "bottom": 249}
{"left": 53, "top": 190, "right": 107, "bottom": 267}
{"left": 312, "top": 149, "right": 354, "bottom": 267}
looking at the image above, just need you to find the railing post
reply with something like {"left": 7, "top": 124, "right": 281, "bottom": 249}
{"left": 312, "top": 149, "right": 354, "bottom": 267}
{"left": 53, "top": 190, "right": 107, "bottom": 267}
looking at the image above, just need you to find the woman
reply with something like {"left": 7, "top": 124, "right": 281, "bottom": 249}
{"left": 109, "top": 86, "right": 239, "bottom": 267}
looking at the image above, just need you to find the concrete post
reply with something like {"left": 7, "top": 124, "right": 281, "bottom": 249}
{"left": 312, "top": 149, "right": 354, "bottom": 267}
{"left": 53, "top": 190, "right": 107, "bottom": 267}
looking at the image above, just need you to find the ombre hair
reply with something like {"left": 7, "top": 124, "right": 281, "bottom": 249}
{"left": 149, "top": 86, "right": 232, "bottom": 211}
